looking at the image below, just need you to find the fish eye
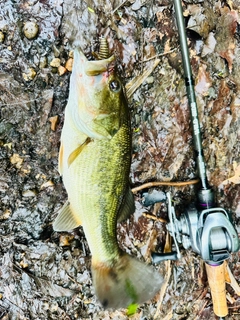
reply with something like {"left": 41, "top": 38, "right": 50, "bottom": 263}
{"left": 109, "top": 80, "right": 121, "bottom": 92}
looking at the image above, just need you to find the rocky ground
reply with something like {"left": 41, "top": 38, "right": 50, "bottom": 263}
{"left": 0, "top": 0, "right": 240, "bottom": 319}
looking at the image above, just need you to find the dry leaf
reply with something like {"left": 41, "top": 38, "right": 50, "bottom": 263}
{"left": 220, "top": 161, "right": 240, "bottom": 185}
{"left": 201, "top": 32, "right": 216, "bottom": 57}
{"left": 215, "top": 9, "right": 238, "bottom": 72}
{"left": 195, "top": 64, "right": 212, "bottom": 96}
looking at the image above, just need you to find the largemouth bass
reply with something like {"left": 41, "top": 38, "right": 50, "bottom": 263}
{"left": 53, "top": 39, "right": 163, "bottom": 309}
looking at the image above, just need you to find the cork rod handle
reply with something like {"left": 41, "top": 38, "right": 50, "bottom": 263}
{"left": 205, "top": 263, "right": 228, "bottom": 317}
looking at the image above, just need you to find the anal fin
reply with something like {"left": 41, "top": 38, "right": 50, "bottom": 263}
{"left": 117, "top": 187, "right": 135, "bottom": 222}
{"left": 53, "top": 201, "right": 82, "bottom": 231}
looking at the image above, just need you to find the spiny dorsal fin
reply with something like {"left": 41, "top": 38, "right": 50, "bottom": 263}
{"left": 67, "top": 137, "right": 92, "bottom": 168}
{"left": 117, "top": 187, "right": 135, "bottom": 222}
{"left": 53, "top": 201, "right": 81, "bottom": 231}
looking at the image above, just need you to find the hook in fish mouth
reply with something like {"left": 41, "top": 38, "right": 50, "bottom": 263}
{"left": 84, "top": 36, "right": 115, "bottom": 76}
{"left": 84, "top": 55, "right": 115, "bottom": 76}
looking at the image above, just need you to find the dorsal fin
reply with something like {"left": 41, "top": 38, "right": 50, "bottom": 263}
{"left": 117, "top": 187, "right": 135, "bottom": 222}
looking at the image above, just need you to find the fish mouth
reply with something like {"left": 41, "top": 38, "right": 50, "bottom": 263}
{"left": 84, "top": 55, "right": 115, "bottom": 76}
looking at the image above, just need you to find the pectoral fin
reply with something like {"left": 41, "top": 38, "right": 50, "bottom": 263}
{"left": 68, "top": 137, "right": 92, "bottom": 167}
{"left": 53, "top": 201, "right": 82, "bottom": 231}
{"left": 117, "top": 187, "right": 135, "bottom": 222}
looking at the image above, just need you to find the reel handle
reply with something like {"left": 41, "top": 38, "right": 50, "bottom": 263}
{"left": 205, "top": 263, "right": 228, "bottom": 317}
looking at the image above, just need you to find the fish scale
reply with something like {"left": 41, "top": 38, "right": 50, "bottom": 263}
{"left": 66, "top": 122, "right": 131, "bottom": 262}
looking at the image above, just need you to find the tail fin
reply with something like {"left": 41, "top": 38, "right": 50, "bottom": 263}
{"left": 91, "top": 253, "right": 163, "bottom": 309}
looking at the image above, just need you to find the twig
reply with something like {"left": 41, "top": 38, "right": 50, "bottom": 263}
{"left": 162, "top": 310, "right": 173, "bottom": 320}
{"left": 112, "top": 0, "right": 128, "bottom": 14}
{"left": 142, "top": 47, "right": 178, "bottom": 62}
{"left": 142, "top": 212, "right": 167, "bottom": 223}
{"left": 0, "top": 97, "right": 39, "bottom": 107}
{"left": 226, "top": 292, "right": 235, "bottom": 304}
{"left": 154, "top": 260, "right": 172, "bottom": 319}
{"left": 225, "top": 262, "right": 240, "bottom": 295}
{"left": 126, "top": 58, "right": 160, "bottom": 98}
{"left": 198, "top": 299, "right": 209, "bottom": 317}
{"left": 131, "top": 179, "right": 199, "bottom": 193}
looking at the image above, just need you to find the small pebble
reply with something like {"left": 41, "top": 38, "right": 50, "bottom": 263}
{"left": 40, "top": 180, "right": 54, "bottom": 190}
{"left": 10, "top": 153, "right": 23, "bottom": 168}
{"left": 0, "top": 31, "right": 4, "bottom": 43}
{"left": 59, "top": 234, "right": 74, "bottom": 247}
{"left": 58, "top": 65, "right": 67, "bottom": 76}
{"left": 22, "top": 190, "right": 36, "bottom": 197}
{"left": 50, "top": 58, "right": 61, "bottom": 68}
{"left": 23, "top": 21, "right": 39, "bottom": 40}
{"left": 146, "top": 76, "right": 154, "bottom": 84}
{"left": 39, "top": 56, "right": 47, "bottom": 69}
{"left": 50, "top": 302, "right": 58, "bottom": 313}
{"left": 65, "top": 58, "right": 73, "bottom": 71}
{"left": 20, "top": 259, "right": 28, "bottom": 268}
{"left": 22, "top": 67, "right": 36, "bottom": 81}
{"left": 1, "top": 209, "right": 11, "bottom": 220}
{"left": 28, "top": 0, "right": 38, "bottom": 5}
{"left": 48, "top": 115, "right": 59, "bottom": 131}
{"left": 42, "top": 302, "right": 50, "bottom": 311}
{"left": 53, "top": 45, "right": 60, "bottom": 58}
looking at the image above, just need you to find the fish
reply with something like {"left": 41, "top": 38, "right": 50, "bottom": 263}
{"left": 53, "top": 38, "right": 163, "bottom": 309}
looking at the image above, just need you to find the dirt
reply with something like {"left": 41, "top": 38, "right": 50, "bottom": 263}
{"left": 0, "top": 0, "right": 240, "bottom": 319}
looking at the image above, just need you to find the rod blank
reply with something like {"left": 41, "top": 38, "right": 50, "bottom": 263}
{"left": 173, "top": 0, "right": 208, "bottom": 190}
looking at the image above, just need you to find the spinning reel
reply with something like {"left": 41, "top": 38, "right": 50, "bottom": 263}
{"left": 166, "top": 191, "right": 239, "bottom": 264}
{"left": 152, "top": 191, "right": 239, "bottom": 265}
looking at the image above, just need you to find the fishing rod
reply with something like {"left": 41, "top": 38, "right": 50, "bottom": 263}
{"left": 152, "top": 0, "right": 240, "bottom": 318}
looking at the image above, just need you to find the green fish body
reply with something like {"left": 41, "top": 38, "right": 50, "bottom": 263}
{"left": 53, "top": 43, "right": 162, "bottom": 309}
